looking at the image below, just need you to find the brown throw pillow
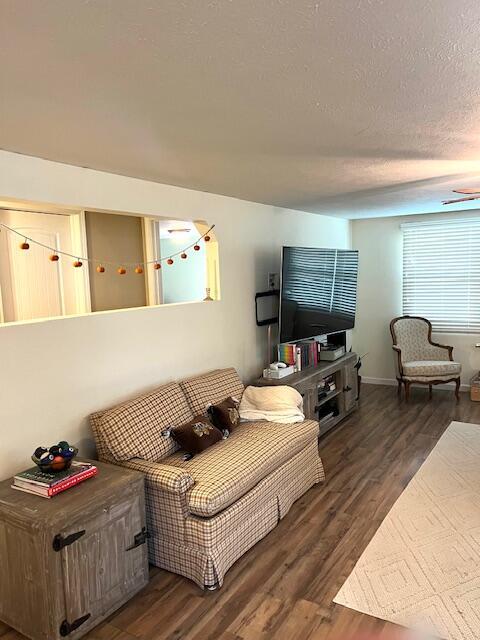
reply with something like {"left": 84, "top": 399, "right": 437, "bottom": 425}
{"left": 171, "top": 416, "right": 223, "bottom": 456}
{"left": 207, "top": 396, "right": 241, "bottom": 434}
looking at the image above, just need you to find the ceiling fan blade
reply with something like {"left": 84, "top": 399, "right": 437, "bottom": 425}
{"left": 443, "top": 195, "right": 480, "bottom": 205}
{"left": 453, "top": 188, "right": 480, "bottom": 194}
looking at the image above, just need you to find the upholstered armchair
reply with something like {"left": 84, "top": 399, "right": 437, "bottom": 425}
{"left": 390, "top": 316, "right": 461, "bottom": 401}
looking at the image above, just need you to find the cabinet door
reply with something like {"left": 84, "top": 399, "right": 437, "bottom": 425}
{"left": 299, "top": 387, "right": 316, "bottom": 419}
{"left": 59, "top": 491, "right": 148, "bottom": 636}
{"left": 343, "top": 363, "right": 358, "bottom": 412}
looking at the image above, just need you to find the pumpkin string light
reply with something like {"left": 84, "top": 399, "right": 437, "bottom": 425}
{"left": 0, "top": 222, "right": 215, "bottom": 272}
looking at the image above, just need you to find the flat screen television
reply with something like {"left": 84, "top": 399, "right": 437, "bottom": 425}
{"left": 279, "top": 246, "right": 359, "bottom": 343}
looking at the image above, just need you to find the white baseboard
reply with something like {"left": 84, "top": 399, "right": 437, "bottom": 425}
{"left": 362, "top": 376, "right": 397, "bottom": 387}
{"left": 362, "top": 376, "right": 470, "bottom": 392}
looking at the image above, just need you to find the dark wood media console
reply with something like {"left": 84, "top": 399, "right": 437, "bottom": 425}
{"left": 256, "top": 352, "right": 358, "bottom": 437}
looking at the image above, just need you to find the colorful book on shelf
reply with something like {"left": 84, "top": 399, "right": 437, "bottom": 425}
{"left": 279, "top": 340, "right": 325, "bottom": 370}
{"left": 12, "top": 461, "right": 97, "bottom": 498}
{"left": 278, "top": 343, "right": 296, "bottom": 366}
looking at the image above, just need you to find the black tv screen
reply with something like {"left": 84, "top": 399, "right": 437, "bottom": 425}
{"left": 279, "top": 246, "right": 359, "bottom": 343}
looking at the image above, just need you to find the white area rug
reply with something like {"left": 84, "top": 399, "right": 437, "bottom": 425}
{"left": 334, "top": 421, "right": 480, "bottom": 640}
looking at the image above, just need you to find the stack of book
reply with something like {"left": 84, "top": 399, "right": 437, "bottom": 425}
{"left": 318, "top": 374, "right": 336, "bottom": 395}
{"left": 278, "top": 340, "right": 323, "bottom": 371}
{"left": 12, "top": 461, "right": 97, "bottom": 498}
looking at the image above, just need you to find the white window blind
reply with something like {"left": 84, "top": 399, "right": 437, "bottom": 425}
{"left": 402, "top": 218, "right": 480, "bottom": 333}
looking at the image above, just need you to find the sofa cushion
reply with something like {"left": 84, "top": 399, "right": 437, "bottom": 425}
{"left": 162, "top": 418, "right": 319, "bottom": 516}
{"left": 207, "top": 396, "right": 241, "bottom": 433}
{"left": 93, "top": 382, "right": 193, "bottom": 462}
{"left": 171, "top": 416, "right": 224, "bottom": 455}
{"left": 402, "top": 360, "right": 461, "bottom": 377}
{"left": 180, "top": 368, "right": 245, "bottom": 415}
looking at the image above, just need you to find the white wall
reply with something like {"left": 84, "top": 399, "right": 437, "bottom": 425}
{"left": 0, "top": 151, "right": 350, "bottom": 479}
{"left": 352, "top": 211, "right": 480, "bottom": 387}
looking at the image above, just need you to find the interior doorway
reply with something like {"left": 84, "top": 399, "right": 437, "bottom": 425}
{"left": 0, "top": 209, "right": 91, "bottom": 322}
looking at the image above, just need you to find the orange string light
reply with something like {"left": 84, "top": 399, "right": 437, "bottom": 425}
{"left": 1, "top": 222, "right": 215, "bottom": 272}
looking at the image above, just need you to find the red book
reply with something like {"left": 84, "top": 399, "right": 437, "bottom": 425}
{"left": 49, "top": 467, "right": 98, "bottom": 496}
{"left": 12, "top": 466, "right": 97, "bottom": 498}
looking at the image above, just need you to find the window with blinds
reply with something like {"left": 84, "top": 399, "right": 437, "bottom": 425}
{"left": 402, "top": 218, "right": 480, "bottom": 333}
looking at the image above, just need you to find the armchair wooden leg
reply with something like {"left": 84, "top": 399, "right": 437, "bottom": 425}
{"left": 405, "top": 381, "right": 410, "bottom": 402}
{"left": 455, "top": 378, "right": 460, "bottom": 402}
{"left": 397, "top": 379, "right": 402, "bottom": 398}
{"left": 429, "top": 384, "right": 432, "bottom": 400}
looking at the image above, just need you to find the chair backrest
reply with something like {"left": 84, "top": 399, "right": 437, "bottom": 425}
{"left": 390, "top": 316, "right": 433, "bottom": 362}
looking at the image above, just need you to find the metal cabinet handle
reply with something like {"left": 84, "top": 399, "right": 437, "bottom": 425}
{"left": 60, "top": 614, "right": 91, "bottom": 636}
{"left": 126, "top": 526, "right": 150, "bottom": 551}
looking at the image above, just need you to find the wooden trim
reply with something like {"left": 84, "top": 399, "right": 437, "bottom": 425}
{"left": 0, "top": 278, "right": 4, "bottom": 323}
{"left": 402, "top": 377, "right": 460, "bottom": 387}
{"left": 391, "top": 344, "right": 404, "bottom": 376}
{"left": 142, "top": 218, "right": 163, "bottom": 306}
{"left": 70, "top": 211, "right": 92, "bottom": 314}
{"left": 398, "top": 376, "right": 461, "bottom": 402}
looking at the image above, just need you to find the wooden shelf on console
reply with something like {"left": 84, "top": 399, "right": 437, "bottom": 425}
{"left": 316, "top": 388, "right": 341, "bottom": 408}
{"left": 255, "top": 352, "right": 358, "bottom": 437}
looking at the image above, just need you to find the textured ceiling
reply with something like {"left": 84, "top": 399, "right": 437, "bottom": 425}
{"left": 1, "top": 0, "right": 480, "bottom": 218}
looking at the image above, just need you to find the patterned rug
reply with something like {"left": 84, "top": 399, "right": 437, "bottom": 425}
{"left": 334, "top": 421, "right": 480, "bottom": 640}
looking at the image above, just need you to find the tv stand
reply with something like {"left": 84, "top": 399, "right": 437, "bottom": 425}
{"left": 255, "top": 352, "right": 358, "bottom": 437}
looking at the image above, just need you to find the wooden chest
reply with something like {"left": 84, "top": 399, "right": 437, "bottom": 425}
{"left": 0, "top": 460, "right": 149, "bottom": 640}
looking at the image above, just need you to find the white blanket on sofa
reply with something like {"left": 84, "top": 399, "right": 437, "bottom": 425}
{"left": 239, "top": 385, "right": 305, "bottom": 424}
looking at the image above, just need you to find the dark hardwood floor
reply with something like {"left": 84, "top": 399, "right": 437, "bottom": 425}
{"left": 3, "top": 383, "right": 480, "bottom": 640}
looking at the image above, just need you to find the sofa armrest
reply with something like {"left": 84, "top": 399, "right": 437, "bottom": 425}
{"left": 392, "top": 344, "right": 403, "bottom": 376}
{"left": 428, "top": 341, "right": 454, "bottom": 361}
{"left": 122, "top": 458, "right": 194, "bottom": 494}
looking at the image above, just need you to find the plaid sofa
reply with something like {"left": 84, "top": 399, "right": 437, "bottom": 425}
{"left": 90, "top": 368, "right": 325, "bottom": 589}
